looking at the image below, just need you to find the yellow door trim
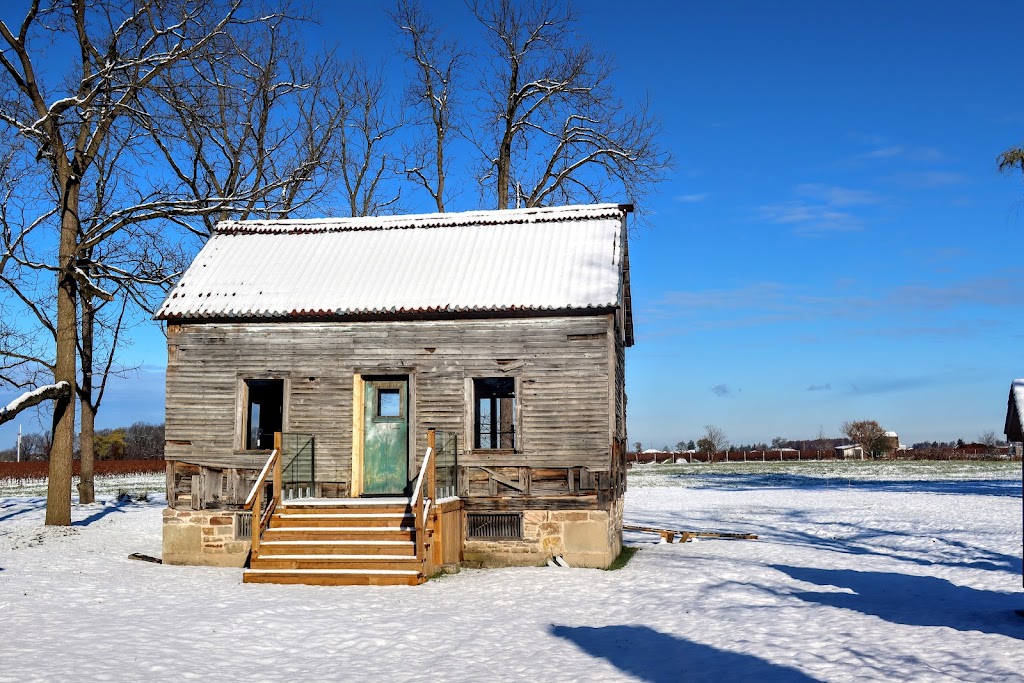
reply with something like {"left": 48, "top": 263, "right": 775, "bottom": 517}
{"left": 351, "top": 374, "right": 365, "bottom": 497}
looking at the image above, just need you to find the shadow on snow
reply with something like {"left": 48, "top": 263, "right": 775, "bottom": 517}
{"left": 627, "top": 505, "right": 1024, "bottom": 576}
{"left": 0, "top": 497, "right": 47, "bottom": 523}
{"left": 551, "top": 624, "right": 820, "bottom": 683}
{"left": 773, "top": 565, "right": 1024, "bottom": 640}
{"left": 71, "top": 497, "right": 133, "bottom": 526}
{"left": 664, "top": 473, "right": 1020, "bottom": 497}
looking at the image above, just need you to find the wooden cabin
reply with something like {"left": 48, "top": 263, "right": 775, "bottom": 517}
{"left": 157, "top": 204, "right": 633, "bottom": 584}
{"left": 1004, "top": 378, "right": 1024, "bottom": 590}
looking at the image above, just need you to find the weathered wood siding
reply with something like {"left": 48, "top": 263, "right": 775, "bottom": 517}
{"left": 165, "top": 315, "right": 616, "bottom": 493}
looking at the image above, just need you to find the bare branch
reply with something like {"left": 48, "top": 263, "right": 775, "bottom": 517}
{"left": 0, "top": 381, "right": 70, "bottom": 426}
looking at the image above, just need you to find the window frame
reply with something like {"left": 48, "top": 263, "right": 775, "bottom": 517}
{"left": 235, "top": 374, "right": 290, "bottom": 452}
{"left": 468, "top": 376, "right": 520, "bottom": 452}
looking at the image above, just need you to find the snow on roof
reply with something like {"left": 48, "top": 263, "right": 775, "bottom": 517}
{"left": 156, "top": 204, "right": 631, "bottom": 324}
{"left": 883, "top": 431, "right": 898, "bottom": 437}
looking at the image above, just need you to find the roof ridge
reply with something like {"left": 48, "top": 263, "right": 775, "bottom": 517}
{"left": 214, "top": 203, "right": 630, "bottom": 236}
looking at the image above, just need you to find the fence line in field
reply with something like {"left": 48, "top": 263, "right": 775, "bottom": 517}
{"left": 626, "top": 448, "right": 1021, "bottom": 464}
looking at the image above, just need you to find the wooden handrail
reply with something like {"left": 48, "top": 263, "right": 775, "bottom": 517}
{"left": 244, "top": 448, "right": 279, "bottom": 509}
{"left": 244, "top": 440, "right": 281, "bottom": 558}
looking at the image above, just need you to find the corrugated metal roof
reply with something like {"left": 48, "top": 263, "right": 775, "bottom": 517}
{"left": 155, "top": 204, "right": 631, "bottom": 322}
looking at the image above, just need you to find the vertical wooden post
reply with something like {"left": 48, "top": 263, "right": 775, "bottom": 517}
{"left": 273, "top": 431, "right": 283, "bottom": 506}
{"left": 251, "top": 484, "right": 262, "bottom": 557}
{"left": 426, "top": 428, "right": 437, "bottom": 577}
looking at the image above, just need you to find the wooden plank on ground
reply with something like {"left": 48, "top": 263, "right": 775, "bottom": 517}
{"left": 623, "top": 524, "right": 758, "bottom": 543}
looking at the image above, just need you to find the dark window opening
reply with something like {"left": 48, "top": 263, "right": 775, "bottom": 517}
{"left": 245, "top": 379, "right": 283, "bottom": 450}
{"left": 474, "top": 377, "right": 515, "bottom": 449}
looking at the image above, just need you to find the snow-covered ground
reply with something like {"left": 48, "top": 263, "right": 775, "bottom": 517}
{"left": 0, "top": 462, "right": 1021, "bottom": 682}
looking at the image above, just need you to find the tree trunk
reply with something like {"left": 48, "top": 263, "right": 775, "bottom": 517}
{"left": 77, "top": 396, "right": 95, "bottom": 503}
{"left": 77, "top": 294, "right": 95, "bottom": 505}
{"left": 45, "top": 180, "right": 79, "bottom": 526}
{"left": 496, "top": 133, "right": 511, "bottom": 210}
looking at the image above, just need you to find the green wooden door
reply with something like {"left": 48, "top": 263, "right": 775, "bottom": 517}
{"left": 363, "top": 379, "right": 409, "bottom": 495}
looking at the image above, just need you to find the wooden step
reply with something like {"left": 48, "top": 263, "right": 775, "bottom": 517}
{"left": 272, "top": 513, "right": 414, "bottom": 527}
{"left": 247, "top": 497, "right": 427, "bottom": 586}
{"left": 250, "top": 555, "right": 422, "bottom": 571}
{"left": 281, "top": 498, "right": 411, "bottom": 513}
{"left": 262, "top": 526, "right": 415, "bottom": 542}
{"left": 257, "top": 540, "right": 415, "bottom": 556}
{"left": 243, "top": 568, "right": 424, "bottom": 586}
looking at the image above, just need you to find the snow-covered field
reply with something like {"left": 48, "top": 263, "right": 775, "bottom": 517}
{"left": 1, "top": 461, "right": 1021, "bottom": 682}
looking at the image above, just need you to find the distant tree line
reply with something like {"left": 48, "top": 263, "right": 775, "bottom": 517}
{"left": 633, "top": 423, "right": 1009, "bottom": 456}
{"left": 0, "top": 422, "right": 163, "bottom": 462}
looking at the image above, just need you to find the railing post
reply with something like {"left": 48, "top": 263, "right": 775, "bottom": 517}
{"left": 273, "top": 431, "right": 282, "bottom": 506}
{"left": 251, "top": 484, "right": 262, "bottom": 557}
{"left": 427, "top": 429, "right": 437, "bottom": 501}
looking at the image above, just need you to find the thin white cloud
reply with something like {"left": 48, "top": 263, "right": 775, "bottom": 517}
{"left": 863, "top": 146, "right": 904, "bottom": 160}
{"left": 796, "top": 183, "right": 882, "bottom": 207}
{"left": 882, "top": 171, "right": 967, "bottom": 189}
{"left": 757, "top": 183, "right": 885, "bottom": 235}
{"left": 674, "top": 192, "right": 709, "bottom": 203}
{"left": 644, "top": 275, "right": 1024, "bottom": 337}
{"left": 843, "top": 142, "right": 947, "bottom": 166}
{"left": 757, "top": 201, "right": 863, "bottom": 234}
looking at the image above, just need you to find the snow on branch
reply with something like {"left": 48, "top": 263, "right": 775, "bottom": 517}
{"left": 0, "top": 381, "right": 70, "bottom": 426}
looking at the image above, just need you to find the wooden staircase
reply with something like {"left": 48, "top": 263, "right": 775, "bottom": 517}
{"left": 243, "top": 498, "right": 426, "bottom": 586}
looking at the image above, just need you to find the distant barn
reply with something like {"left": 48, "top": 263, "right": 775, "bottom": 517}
{"left": 156, "top": 204, "right": 633, "bottom": 584}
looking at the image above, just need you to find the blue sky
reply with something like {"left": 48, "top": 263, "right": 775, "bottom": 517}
{"left": 2, "top": 1, "right": 1023, "bottom": 450}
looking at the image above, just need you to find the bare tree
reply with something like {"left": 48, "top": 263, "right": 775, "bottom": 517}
{"left": 815, "top": 427, "right": 831, "bottom": 459}
{"left": 468, "top": 0, "right": 671, "bottom": 212}
{"left": 332, "top": 61, "right": 404, "bottom": 217}
{"left": 143, "top": 10, "right": 349, "bottom": 236}
{"left": 391, "top": 0, "right": 466, "bottom": 212}
{"left": 696, "top": 424, "right": 728, "bottom": 455}
{"left": 841, "top": 420, "right": 890, "bottom": 459}
{"left": 978, "top": 430, "right": 1003, "bottom": 451}
{"left": 0, "top": 0, "right": 272, "bottom": 525}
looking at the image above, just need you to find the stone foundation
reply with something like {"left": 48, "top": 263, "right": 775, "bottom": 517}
{"left": 464, "top": 498, "right": 623, "bottom": 569}
{"left": 162, "top": 508, "right": 251, "bottom": 567}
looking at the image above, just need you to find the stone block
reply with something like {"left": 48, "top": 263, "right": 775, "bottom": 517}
{"left": 557, "top": 511, "right": 590, "bottom": 522}
{"left": 162, "top": 523, "right": 202, "bottom": 565}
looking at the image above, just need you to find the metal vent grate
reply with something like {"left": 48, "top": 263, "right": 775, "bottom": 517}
{"left": 467, "top": 512, "right": 522, "bottom": 539}
{"left": 235, "top": 512, "right": 252, "bottom": 540}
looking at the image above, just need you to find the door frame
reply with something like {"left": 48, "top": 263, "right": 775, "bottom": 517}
{"left": 351, "top": 371, "right": 414, "bottom": 497}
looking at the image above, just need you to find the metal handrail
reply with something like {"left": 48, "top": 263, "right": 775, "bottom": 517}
{"left": 409, "top": 446, "right": 434, "bottom": 509}
{"left": 411, "top": 429, "right": 439, "bottom": 571}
